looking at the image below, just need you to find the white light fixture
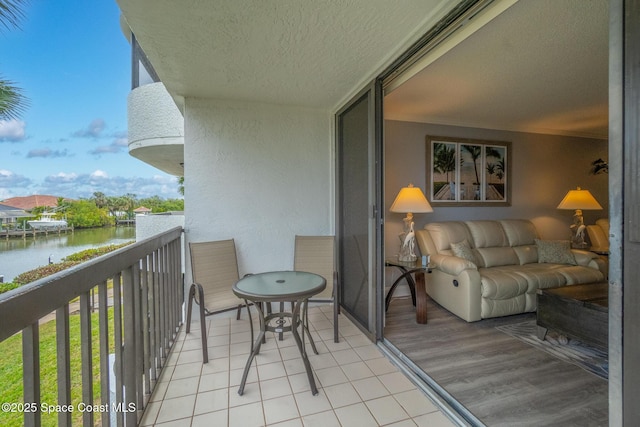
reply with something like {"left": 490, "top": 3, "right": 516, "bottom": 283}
{"left": 557, "top": 187, "right": 603, "bottom": 246}
{"left": 390, "top": 184, "right": 433, "bottom": 261}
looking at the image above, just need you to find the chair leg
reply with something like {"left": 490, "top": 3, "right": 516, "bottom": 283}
{"left": 333, "top": 272, "right": 339, "bottom": 343}
{"left": 195, "top": 284, "right": 209, "bottom": 363}
{"left": 237, "top": 304, "right": 242, "bottom": 320}
{"left": 186, "top": 284, "right": 196, "bottom": 334}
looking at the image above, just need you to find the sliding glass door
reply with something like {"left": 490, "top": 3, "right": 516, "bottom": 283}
{"left": 336, "top": 84, "right": 383, "bottom": 338}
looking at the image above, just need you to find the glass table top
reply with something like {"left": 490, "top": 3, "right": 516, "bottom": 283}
{"left": 233, "top": 271, "right": 326, "bottom": 301}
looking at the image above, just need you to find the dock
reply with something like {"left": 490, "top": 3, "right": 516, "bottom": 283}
{"left": 0, "top": 225, "right": 74, "bottom": 240}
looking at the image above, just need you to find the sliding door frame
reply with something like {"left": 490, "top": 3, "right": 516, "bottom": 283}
{"left": 335, "top": 81, "right": 384, "bottom": 340}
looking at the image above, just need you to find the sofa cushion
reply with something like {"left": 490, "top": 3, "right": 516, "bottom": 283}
{"left": 480, "top": 268, "right": 529, "bottom": 299}
{"left": 500, "top": 219, "right": 538, "bottom": 246}
{"left": 535, "top": 239, "right": 577, "bottom": 265}
{"left": 480, "top": 264, "right": 568, "bottom": 295}
{"left": 476, "top": 247, "right": 520, "bottom": 268}
{"left": 465, "top": 220, "right": 508, "bottom": 248}
{"left": 559, "top": 265, "right": 605, "bottom": 285}
{"left": 511, "top": 264, "right": 569, "bottom": 290}
{"left": 426, "top": 222, "right": 473, "bottom": 254}
{"left": 513, "top": 245, "right": 538, "bottom": 265}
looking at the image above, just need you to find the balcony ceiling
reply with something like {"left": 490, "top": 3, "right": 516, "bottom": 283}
{"left": 117, "top": 0, "right": 609, "bottom": 139}
{"left": 116, "top": 0, "right": 456, "bottom": 110}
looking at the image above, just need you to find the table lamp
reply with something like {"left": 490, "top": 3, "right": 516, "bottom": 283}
{"left": 390, "top": 184, "right": 433, "bottom": 261}
{"left": 557, "top": 187, "right": 603, "bottom": 247}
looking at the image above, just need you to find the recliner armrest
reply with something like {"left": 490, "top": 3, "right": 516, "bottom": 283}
{"left": 571, "top": 249, "right": 598, "bottom": 266}
{"left": 432, "top": 253, "right": 478, "bottom": 276}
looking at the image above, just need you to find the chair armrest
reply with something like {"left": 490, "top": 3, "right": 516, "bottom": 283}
{"left": 432, "top": 253, "right": 478, "bottom": 276}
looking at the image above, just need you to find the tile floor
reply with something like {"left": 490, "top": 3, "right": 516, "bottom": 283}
{"left": 140, "top": 305, "right": 457, "bottom": 426}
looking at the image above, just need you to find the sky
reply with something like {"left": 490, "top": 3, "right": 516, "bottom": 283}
{"left": 0, "top": 0, "right": 182, "bottom": 201}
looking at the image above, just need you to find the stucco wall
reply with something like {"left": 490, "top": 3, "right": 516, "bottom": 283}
{"left": 384, "top": 120, "right": 609, "bottom": 260}
{"left": 136, "top": 214, "right": 185, "bottom": 242}
{"left": 128, "top": 82, "right": 184, "bottom": 145}
{"left": 183, "top": 98, "right": 332, "bottom": 279}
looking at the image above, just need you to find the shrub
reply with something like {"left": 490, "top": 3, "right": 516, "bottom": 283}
{"left": 12, "top": 261, "right": 81, "bottom": 285}
{"left": 0, "top": 282, "right": 21, "bottom": 294}
{"left": 63, "top": 242, "right": 133, "bottom": 262}
{"left": 1, "top": 241, "right": 134, "bottom": 293}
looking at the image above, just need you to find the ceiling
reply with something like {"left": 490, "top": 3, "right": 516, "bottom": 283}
{"left": 384, "top": 0, "right": 609, "bottom": 139}
{"left": 117, "top": 0, "right": 609, "bottom": 140}
{"left": 116, "top": 0, "right": 456, "bottom": 110}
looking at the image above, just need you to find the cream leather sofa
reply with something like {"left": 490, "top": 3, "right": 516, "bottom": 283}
{"left": 587, "top": 218, "right": 610, "bottom": 253}
{"left": 415, "top": 219, "right": 606, "bottom": 322}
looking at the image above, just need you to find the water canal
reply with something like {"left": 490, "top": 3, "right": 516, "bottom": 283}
{"left": 0, "top": 226, "right": 135, "bottom": 283}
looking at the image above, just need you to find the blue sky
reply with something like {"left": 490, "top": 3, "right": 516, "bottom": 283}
{"left": 0, "top": 0, "right": 182, "bottom": 201}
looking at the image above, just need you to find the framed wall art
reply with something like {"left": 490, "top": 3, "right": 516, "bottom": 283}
{"left": 426, "top": 135, "right": 511, "bottom": 206}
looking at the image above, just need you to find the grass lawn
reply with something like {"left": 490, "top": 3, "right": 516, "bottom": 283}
{"left": 0, "top": 307, "right": 115, "bottom": 427}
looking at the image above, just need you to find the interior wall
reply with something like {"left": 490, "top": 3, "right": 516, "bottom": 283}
{"left": 384, "top": 119, "right": 609, "bottom": 259}
{"left": 183, "top": 98, "right": 332, "bottom": 279}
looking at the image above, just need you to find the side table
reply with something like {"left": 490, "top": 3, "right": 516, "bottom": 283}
{"left": 385, "top": 258, "right": 433, "bottom": 324}
{"left": 233, "top": 271, "right": 326, "bottom": 395}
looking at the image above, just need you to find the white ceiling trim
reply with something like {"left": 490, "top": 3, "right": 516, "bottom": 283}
{"left": 384, "top": 0, "right": 518, "bottom": 94}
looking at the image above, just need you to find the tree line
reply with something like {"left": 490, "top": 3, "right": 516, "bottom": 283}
{"left": 27, "top": 192, "right": 184, "bottom": 229}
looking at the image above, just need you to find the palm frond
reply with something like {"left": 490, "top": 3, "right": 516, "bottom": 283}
{"left": 590, "top": 158, "right": 609, "bottom": 175}
{"left": 0, "top": 0, "right": 26, "bottom": 32}
{"left": 0, "top": 77, "right": 28, "bottom": 120}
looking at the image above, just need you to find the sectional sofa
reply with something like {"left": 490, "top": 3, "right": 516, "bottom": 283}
{"left": 414, "top": 219, "right": 606, "bottom": 322}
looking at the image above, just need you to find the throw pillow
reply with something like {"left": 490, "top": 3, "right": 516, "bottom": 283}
{"left": 451, "top": 239, "right": 478, "bottom": 265}
{"left": 535, "top": 239, "right": 577, "bottom": 265}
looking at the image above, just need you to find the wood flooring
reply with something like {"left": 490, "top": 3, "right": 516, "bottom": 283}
{"left": 384, "top": 296, "right": 608, "bottom": 427}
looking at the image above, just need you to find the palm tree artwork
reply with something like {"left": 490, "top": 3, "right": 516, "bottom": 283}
{"left": 429, "top": 136, "right": 509, "bottom": 204}
{"left": 432, "top": 142, "right": 457, "bottom": 200}
{"left": 485, "top": 146, "right": 506, "bottom": 200}
{"left": 460, "top": 144, "right": 482, "bottom": 200}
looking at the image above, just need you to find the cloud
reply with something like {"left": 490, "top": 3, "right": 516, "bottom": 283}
{"left": 37, "top": 171, "right": 181, "bottom": 199}
{"left": 0, "top": 119, "right": 27, "bottom": 142}
{"left": 73, "top": 118, "right": 106, "bottom": 138}
{"left": 0, "top": 169, "right": 32, "bottom": 188}
{"left": 26, "top": 148, "right": 70, "bottom": 158}
{"left": 91, "top": 170, "right": 108, "bottom": 179}
{"left": 45, "top": 172, "right": 78, "bottom": 183}
{"left": 89, "top": 137, "right": 129, "bottom": 155}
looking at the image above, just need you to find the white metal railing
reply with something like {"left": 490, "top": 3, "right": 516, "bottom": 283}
{"left": 0, "top": 226, "right": 183, "bottom": 426}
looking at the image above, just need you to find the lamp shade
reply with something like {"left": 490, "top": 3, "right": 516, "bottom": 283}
{"left": 557, "top": 187, "right": 603, "bottom": 210}
{"left": 390, "top": 184, "right": 433, "bottom": 213}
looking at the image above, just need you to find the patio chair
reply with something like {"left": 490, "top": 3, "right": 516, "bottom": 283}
{"left": 186, "top": 239, "right": 252, "bottom": 363}
{"left": 294, "top": 235, "right": 340, "bottom": 343}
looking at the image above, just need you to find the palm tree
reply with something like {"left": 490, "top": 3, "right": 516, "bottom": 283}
{"left": 462, "top": 145, "right": 482, "bottom": 185}
{"left": 92, "top": 191, "right": 108, "bottom": 209}
{"left": 433, "top": 143, "right": 456, "bottom": 182}
{"left": 178, "top": 176, "right": 185, "bottom": 196}
{"left": 496, "top": 158, "right": 505, "bottom": 181}
{"left": 486, "top": 163, "right": 496, "bottom": 182}
{"left": 0, "top": 0, "right": 28, "bottom": 120}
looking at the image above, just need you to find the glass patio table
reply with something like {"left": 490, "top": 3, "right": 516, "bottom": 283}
{"left": 232, "top": 270, "right": 326, "bottom": 395}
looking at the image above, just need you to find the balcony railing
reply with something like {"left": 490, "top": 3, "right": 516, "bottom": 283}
{"left": 0, "top": 226, "right": 184, "bottom": 427}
